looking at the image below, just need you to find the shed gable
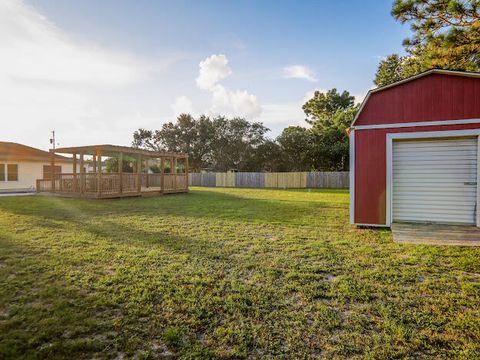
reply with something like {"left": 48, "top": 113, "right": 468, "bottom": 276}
{"left": 355, "top": 72, "right": 480, "bottom": 126}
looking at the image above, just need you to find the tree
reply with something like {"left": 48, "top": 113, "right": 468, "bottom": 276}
{"left": 132, "top": 114, "right": 271, "bottom": 172}
{"left": 105, "top": 156, "right": 137, "bottom": 173}
{"left": 392, "top": 0, "right": 480, "bottom": 71}
{"left": 374, "top": 54, "right": 405, "bottom": 87}
{"left": 132, "top": 129, "right": 159, "bottom": 151}
{"left": 276, "top": 126, "right": 314, "bottom": 171}
{"left": 302, "top": 89, "right": 358, "bottom": 171}
{"left": 311, "top": 106, "right": 358, "bottom": 170}
{"left": 244, "top": 139, "right": 285, "bottom": 172}
{"left": 373, "top": 54, "right": 422, "bottom": 87}
{"left": 374, "top": 1, "right": 480, "bottom": 87}
{"left": 133, "top": 114, "right": 216, "bottom": 171}
{"left": 302, "top": 89, "right": 355, "bottom": 128}
{"left": 376, "top": 0, "right": 480, "bottom": 87}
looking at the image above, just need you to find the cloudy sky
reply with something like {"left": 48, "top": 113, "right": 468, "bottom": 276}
{"left": 1, "top": 0, "right": 408, "bottom": 150}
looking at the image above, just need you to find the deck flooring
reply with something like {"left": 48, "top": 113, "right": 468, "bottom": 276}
{"left": 392, "top": 222, "right": 480, "bottom": 246}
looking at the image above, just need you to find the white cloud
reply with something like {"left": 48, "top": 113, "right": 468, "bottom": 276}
{"left": 196, "top": 54, "right": 261, "bottom": 119}
{"left": 372, "top": 55, "right": 387, "bottom": 62}
{"left": 196, "top": 54, "right": 232, "bottom": 90}
{"left": 256, "top": 90, "right": 321, "bottom": 136}
{"left": 171, "top": 96, "right": 194, "bottom": 116}
{"left": 0, "top": 0, "right": 181, "bottom": 149}
{"left": 0, "top": 1, "right": 147, "bottom": 87}
{"left": 257, "top": 102, "right": 306, "bottom": 135}
{"left": 283, "top": 65, "right": 317, "bottom": 82}
{"left": 210, "top": 87, "right": 261, "bottom": 118}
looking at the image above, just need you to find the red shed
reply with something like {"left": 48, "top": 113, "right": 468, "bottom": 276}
{"left": 350, "top": 69, "right": 480, "bottom": 227}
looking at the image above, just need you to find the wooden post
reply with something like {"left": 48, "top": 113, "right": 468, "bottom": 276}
{"left": 92, "top": 154, "right": 97, "bottom": 173}
{"left": 97, "top": 155, "right": 102, "bottom": 197}
{"left": 119, "top": 152, "right": 123, "bottom": 194}
{"left": 185, "top": 156, "right": 189, "bottom": 191}
{"left": 145, "top": 158, "right": 149, "bottom": 188}
{"left": 59, "top": 166, "right": 63, "bottom": 192}
{"left": 173, "top": 157, "right": 177, "bottom": 190}
{"left": 73, "top": 153, "right": 77, "bottom": 193}
{"left": 137, "top": 155, "right": 142, "bottom": 193}
{"left": 79, "top": 153, "right": 85, "bottom": 195}
{"left": 161, "top": 157, "right": 165, "bottom": 193}
{"left": 50, "top": 150, "right": 56, "bottom": 193}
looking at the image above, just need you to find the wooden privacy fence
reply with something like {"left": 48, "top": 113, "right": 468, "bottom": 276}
{"left": 188, "top": 172, "right": 349, "bottom": 189}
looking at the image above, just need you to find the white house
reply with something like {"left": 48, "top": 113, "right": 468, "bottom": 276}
{"left": 0, "top": 142, "right": 73, "bottom": 193}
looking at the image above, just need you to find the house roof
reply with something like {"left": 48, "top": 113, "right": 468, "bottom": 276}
{"left": 0, "top": 142, "right": 72, "bottom": 162}
{"left": 351, "top": 69, "right": 480, "bottom": 127}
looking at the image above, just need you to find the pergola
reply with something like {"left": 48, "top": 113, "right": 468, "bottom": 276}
{"left": 37, "top": 144, "right": 188, "bottom": 198}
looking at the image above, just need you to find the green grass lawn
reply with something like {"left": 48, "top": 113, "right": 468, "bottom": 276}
{"left": 0, "top": 188, "right": 479, "bottom": 359}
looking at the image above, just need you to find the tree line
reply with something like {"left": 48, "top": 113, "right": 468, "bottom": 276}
{"left": 133, "top": 0, "right": 479, "bottom": 172}
{"left": 133, "top": 88, "right": 356, "bottom": 172}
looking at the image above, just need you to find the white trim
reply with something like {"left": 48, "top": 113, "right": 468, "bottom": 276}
{"left": 477, "top": 139, "right": 480, "bottom": 227}
{"left": 352, "top": 90, "right": 371, "bottom": 127}
{"left": 386, "top": 129, "right": 480, "bottom": 227}
{"left": 386, "top": 138, "right": 393, "bottom": 226}
{"left": 388, "top": 129, "right": 480, "bottom": 140}
{"left": 353, "top": 118, "right": 480, "bottom": 131}
{"left": 349, "top": 129, "right": 355, "bottom": 224}
{"left": 351, "top": 69, "right": 480, "bottom": 127}
{"left": 355, "top": 223, "right": 390, "bottom": 228}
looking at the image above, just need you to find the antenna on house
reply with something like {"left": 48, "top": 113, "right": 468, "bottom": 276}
{"left": 50, "top": 130, "right": 56, "bottom": 150}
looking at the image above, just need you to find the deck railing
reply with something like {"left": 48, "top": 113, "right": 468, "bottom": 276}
{"left": 36, "top": 172, "right": 188, "bottom": 197}
{"left": 141, "top": 173, "right": 161, "bottom": 188}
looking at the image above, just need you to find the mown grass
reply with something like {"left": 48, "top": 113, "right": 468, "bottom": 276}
{"left": 0, "top": 187, "right": 479, "bottom": 359}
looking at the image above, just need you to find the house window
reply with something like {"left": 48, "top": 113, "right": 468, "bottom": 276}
{"left": 7, "top": 164, "right": 18, "bottom": 181}
{"left": 43, "top": 165, "right": 62, "bottom": 180}
{"left": 0, "top": 164, "right": 4, "bottom": 181}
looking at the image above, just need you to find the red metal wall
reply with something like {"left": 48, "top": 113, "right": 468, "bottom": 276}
{"left": 354, "top": 123, "right": 480, "bottom": 225}
{"left": 355, "top": 74, "right": 480, "bottom": 126}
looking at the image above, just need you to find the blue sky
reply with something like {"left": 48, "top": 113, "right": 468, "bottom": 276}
{"left": 1, "top": 0, "right": 409, "bottom": 149}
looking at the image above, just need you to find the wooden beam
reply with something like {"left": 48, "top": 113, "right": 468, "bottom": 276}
{"left": 137, "top": 155, "right": 142, "bottom": 193}
{"left": 145, "top": 158, "right": 149, "bottom": 188}
{"left": 79, "top": 153, "right": 85, "bottom": 195}
{"left": 92, "top": 154, "right": 97, "bottom": 173}
{"left": 97, "top": 155, "right": 102, "bottom": 196}
{"left": 185, "top": 156, "right": 189, "bottom": 191}
{"left": 173, "top": 157, "right": 177, "bottom": 190}
{"left": 50, "top": 150, "right": 56, "bottom": 193}
{"left": 54, "top": 144, "right": 186, "bottom": 158}
{"left": 161, "top": 157, "right": 165, "bottom": 193}
{"left": 119, "top": 152, "right": 123, "bottom": 194}
{"left": 73, "top": 153, "right": 77, "bottom": 193}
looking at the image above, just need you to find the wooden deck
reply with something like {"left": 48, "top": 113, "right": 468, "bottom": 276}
{"left": 39, "top": 144, "right": 189, "bottom": 199}
{"left": 392, "top": 222, "right": 480, "bottom": 246}
{"left": 37, "top": 173, "right": 188, "bottom": 199}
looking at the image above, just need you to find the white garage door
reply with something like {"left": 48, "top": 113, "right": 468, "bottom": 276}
{"left": 393, "top": 137, "right": 478, "bottom": 224}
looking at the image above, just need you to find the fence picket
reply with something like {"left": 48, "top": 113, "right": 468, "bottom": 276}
{"left": 189, "top": 172, "right": 348, "bottom": 189}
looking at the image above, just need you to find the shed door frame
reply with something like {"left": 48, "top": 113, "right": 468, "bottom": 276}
{"left": 386, "top": 129, "right": 480, "bottom": 227}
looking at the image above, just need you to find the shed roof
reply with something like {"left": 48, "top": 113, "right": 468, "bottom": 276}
{"left": 0, "top": 142, "right": 72, "bottom": 162}
{"left": 352, "top": 69, "right": 480, "bottom": 127}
